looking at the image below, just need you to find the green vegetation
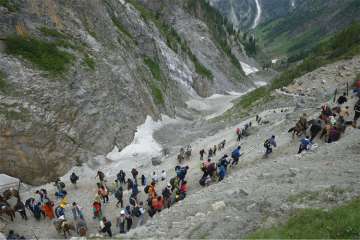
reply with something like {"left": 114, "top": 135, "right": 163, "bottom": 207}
{"left": 128, "top": 0, "right": 213, "bottom": 80}
{"left": 0, "top": 106, "right": 30, "bottom": 121}
{"left": 0, "top": 0, "right": 19, "bottom": 12}
{"left": 272, "top": 22, "right": 360, "bottom": 89}
{"left": 237, "top": 87, "right": 270, "bottom": 109}
{"left": 4, "top": 36, "right": 74, "bottom": 75}
{"left": 144, "top": 57, "right": 162, "bottom": 81}
{"left": 83, "top": 55, "right": 95, "bottom": 70}
{"left": 234, "top": 22, "right": 360, "bottom": 111}
{"left": 143, "top": 57, "right": 165, "bottom": 105}
{"left": 40, "top": 27, "right": 67, "bottom": 39}
{"left": 248, "top": 197, "right": 360, "bottom": 239}
{"left": 111, "top": 16, "right": 133, "bottom": 39}
{"left": 150, "top": 82, "right": 164, "bottom": 105}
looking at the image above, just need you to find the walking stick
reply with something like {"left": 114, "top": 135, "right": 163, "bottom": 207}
{"left": 333, "top": 88, "right": 337, "bottom": 103}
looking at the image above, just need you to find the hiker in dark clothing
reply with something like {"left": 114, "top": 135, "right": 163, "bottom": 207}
{"left": 162, "top": 184, "right": 172, "bottom": 208}
{"left": 310, "top": 120, "right": 322, "bottom": 141}
{"left": 131, "top": 168, "right": 138, "bottom": 183}
{"left": 208, "top": 148, "right": 213, "bottom": 159}
{"left": 264, "top": 135, "right": 277, "bottom": 155}
{"left": 199, "top": 149, "right": 205, "bottom": 160}
{"left": 115, "top": 186, "right": 123, "bottom": 208}
{"left": 125, "top": 206, "right": 133, "bottom": 232}
{"left": 337, "top": 93, "right": 347, "bottom": 105}
{"left": 14, "top": 199, "right": 27, "bottom": 220}
{"left": 117, "top": 170, "right": 126, "bottom": 184}
{"left": 141, "top": 174, "right": 146, "bottom": 186}
{"left": 70, "top": 172, "right": 79, "bottom": 186}
{"left": 353, "top": 99, "right": 360, "bottom": 128}
{"left": 96, "top": 171, "right": 105, "bottom": 184}
{"left": 127, "top": 178, "right": 133, "bottom": 191}
{"left": 100, "top": 217, "right": 112, "bottom": 237}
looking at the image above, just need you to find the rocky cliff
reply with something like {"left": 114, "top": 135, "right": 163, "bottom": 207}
{"left": 0, "top": 0, "right": 253, "bottom": 184}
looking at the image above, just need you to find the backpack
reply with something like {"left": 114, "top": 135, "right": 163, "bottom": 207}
{"left": 199, "top": 177, "right": 206, "bottom": 186}
{"left": 264, "top": 139, "right": 270, "bottom": 148}
{"left": 133, "top": 207, "right": 141, "bottom": 217}
{"left": 59, "top": 182, "right": 65, "bottom": 189}
{"left": 70, "top": 174, "right": 78, "bottom": 182}
{"left": 231, "top": 150, "right": 237, "bottom": 158}
{"left": 144, "top": 185, "right": 150, "bottom": 194}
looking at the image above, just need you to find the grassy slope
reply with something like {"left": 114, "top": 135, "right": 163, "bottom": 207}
{"left": 256, "top": 0, "right": 360, "bottom": 58}
{"left": 4, "top": 36, "right": 74, "bottom": 76}
{"left": 248, "top": 197, "right": 360, "bottom": 239}
{"left": 235, "top": 22, "right": 360, "bottom": 110}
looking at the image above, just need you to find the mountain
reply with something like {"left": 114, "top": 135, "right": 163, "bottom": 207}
{"left": 211, "top": 0, "right": 360, "bottom": 58}
{"left": 209, "top": 0, "right": 293, "bottom": 30}
{"left": 0, "top": 0, "right": 253, "bottom": 184}
{"left": 256, "top": 0, "right": 360, "bottom": 57}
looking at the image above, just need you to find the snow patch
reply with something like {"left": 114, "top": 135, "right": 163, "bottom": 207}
{"left": 106, "top": 115, "right": 177, "bottom": 173}
{"left": 0, "top": 174, "right": 20, "bottom": 192}
{"left": 240, "top": 61, "right": 259, "bottom": 75}
{"left": 272, "top": 58, "right": 280, "bottom": 64}
{"left": 255, "top": 81, "right": 267, "bottom": 87}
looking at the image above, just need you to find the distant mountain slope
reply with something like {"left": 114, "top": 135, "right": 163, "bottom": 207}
{"left": 256, "top": 0, "right": 360, "bottom": 57}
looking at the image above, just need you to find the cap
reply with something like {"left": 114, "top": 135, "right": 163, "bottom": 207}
{"left": 120, "top": 210, "right": 125, "bottom": 215}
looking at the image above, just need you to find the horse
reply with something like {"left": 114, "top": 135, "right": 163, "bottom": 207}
{"left": 54, "top": 219, "right": 76, "bottom": 238}
{"left": 0, "top": 203, "right": 16, "bottom": 221}
{"left": 3, "top": 188, "right": 20, "bottom": 201}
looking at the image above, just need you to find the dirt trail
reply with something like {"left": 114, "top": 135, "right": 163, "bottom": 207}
{"left": 3, "top": 56, "right": 360, "bottom": 238}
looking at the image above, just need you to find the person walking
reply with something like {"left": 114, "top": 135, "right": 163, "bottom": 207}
{"left": 116, "top": 210, "right": 126, "bottom": 234}
{"left": 199, "top": 149, "right": 205, "bottom": 161}
{"left": 264, "top": 135, "right": 277, "bottom": 155}
{"left": 231, "top": 146, "right": 241, "bottom": 166}
{"left": 100, "top": 217, "right": 112, "bottom": 237}
{"left": 70, "top": 172, "right": 79, "bottom": 187}
{"left": 353, "top": 99, "right": 360, "bottom": 128}
{"left": 71, "top": 202, "right": 84, "bottom": 221}
{"left": 115, "top": 186, "right": 123, "bottom": 208}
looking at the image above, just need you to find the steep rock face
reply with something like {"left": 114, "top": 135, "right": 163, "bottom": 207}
{"left": 209, "top": 0, "right": 257, "bottom": 30}
{"left": 210, "top": 0, "right": 292, "bottom": 30}
{"left": 0, "top": 0, "right": 252, "bottom": 184}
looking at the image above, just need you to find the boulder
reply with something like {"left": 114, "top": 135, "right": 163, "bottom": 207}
{"left": 151, "top": 157, "right": 162, "bottom": 166}
{"left": 212, "top": 201, "right": 226, "bottom": 211}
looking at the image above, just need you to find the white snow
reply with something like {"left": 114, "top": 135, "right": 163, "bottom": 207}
{"left": 255, "top": 81, "right": 267, "bottom": 87}
{"left": 106, "top": 115, "right": 177, "bottom": 173}
{"left": 240, "top": 61, "right": 259, "bottom": 75}
{"left": 186, "top": 90, "right": 255, "bottom": 120}
{"left": 0, "top": 174, "right": 19, "bottom": 192}
{"left": 252, "top": 0, "right": 262, "bottom": 29}
{"left": 272, "top": 58, "right": 280, "bottom": 64}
